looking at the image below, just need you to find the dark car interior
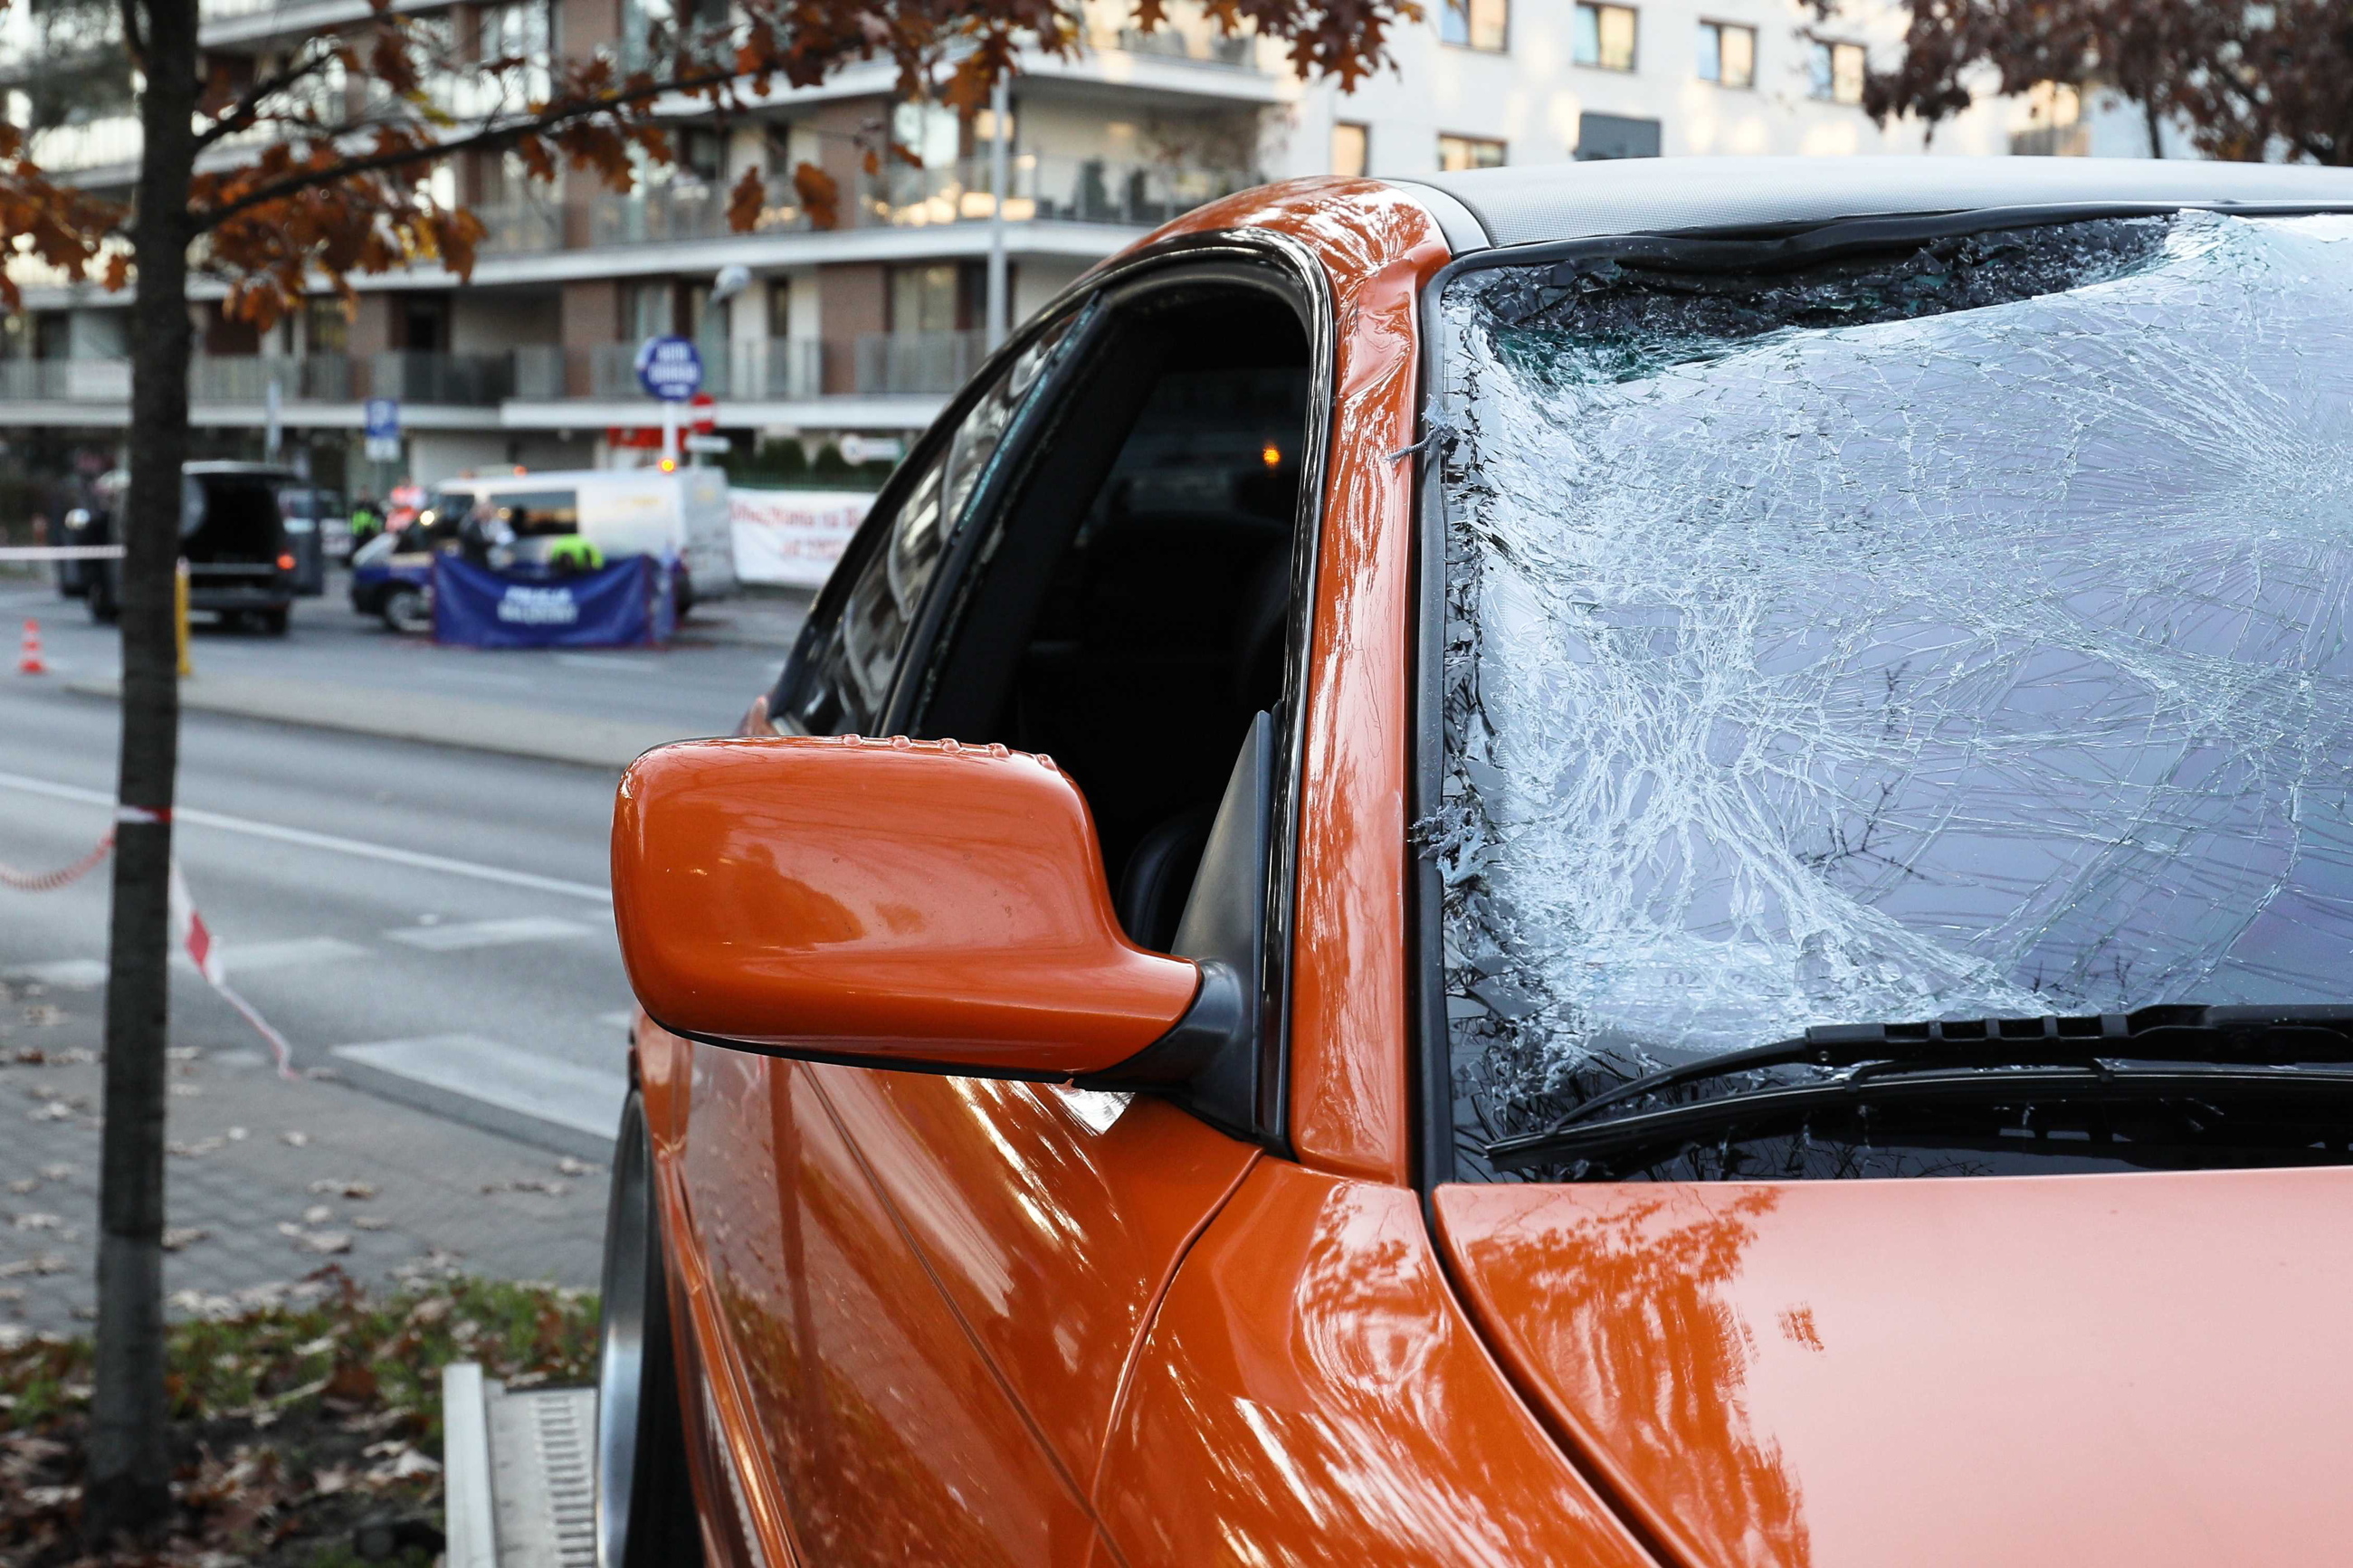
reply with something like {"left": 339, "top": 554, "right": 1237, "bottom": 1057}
{"left": 914, "top": 286, "right": 1312, "bottom": 949}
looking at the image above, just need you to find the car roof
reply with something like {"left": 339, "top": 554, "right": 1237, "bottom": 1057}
{"left": 1398, "top": 156, "right": 2353, "bottom": 251}
{"left": 184, "top": 461, "right": 302, "bottom": 479}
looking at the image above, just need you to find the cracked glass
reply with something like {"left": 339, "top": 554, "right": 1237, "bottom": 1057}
{"left": 1429, "top": 212, "right": 2353, "bottom": 1175}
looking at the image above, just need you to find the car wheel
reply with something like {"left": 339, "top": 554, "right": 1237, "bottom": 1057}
{"left": 256, "top": 607, "right": 290, "bottom": 636}
{"left": 381, "top": 584, "right": 432, "bottom": 635}
{"left": 597, "top": 1090, "right": 704, "bottom": 1568}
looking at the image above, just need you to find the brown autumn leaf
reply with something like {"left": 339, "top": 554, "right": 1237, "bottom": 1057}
{"left": 728, "top": 163, "right": 768, "bottom": 233}
{"left": 794, "top": 160, "right": 841, "bottom": 231}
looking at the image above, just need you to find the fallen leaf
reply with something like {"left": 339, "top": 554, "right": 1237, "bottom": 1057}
{"left": 556, "top": 1155, "right": 600, "bottom": 1176}
{"left": 296, "top": 1231, "right": 352, "bottom": 1255}
{"left": 12, "top": 1212, "right": 64, "bottom": 1231}
{"left": 38, "top": 1164, "right": 70, "bottom": 1181}
{"left": 353, "top": 1216, "right": 391, "bottom": 1231}
{"left": 303, "top": 1204, "right": 333, "bottom": 1225}
{"left": 0, "top": 1253, "right": 66, "bottom": 1278}
{"left": 308, "top": 1178, "right": 376, "bottom": 1199}
{"left": 281, "top": 1130, "right": 310, "bottom": 1147}
{"left": 167, "top": 1083, "right": 204, "bottom": 1098}
{"left": 161, "top": 1226, "right": 210, "bottom": 1251}
{"left": 169, "top": 1137, "right": 227, "bottom": 1158}
{"left": 325, "top": 1360, "right": 379, "bottom": 1402}
{"left": 21, "top": 1005, "right": 63, "bottom": 1027}
{"left": 5, "top": 1178, "right": 35, "bottom": 1194}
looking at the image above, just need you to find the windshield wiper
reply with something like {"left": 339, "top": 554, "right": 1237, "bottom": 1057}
{"left": 1482, "top": 1004, "right": 2353, "bottom": 1172}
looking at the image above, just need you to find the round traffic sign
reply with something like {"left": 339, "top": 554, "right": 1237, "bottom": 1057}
{"left": 688, "top": 392, "right": 718, "bottom": 435}
{"left": 634, "top": 336, "right": 703, "bottom": 402}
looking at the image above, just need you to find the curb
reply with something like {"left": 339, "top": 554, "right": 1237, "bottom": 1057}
{"left": 63, "top": 672, "right": 704, "bottom": 771}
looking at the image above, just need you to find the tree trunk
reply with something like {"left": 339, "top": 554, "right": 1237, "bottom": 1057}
{"left": 84, "top": 0, "right": 197, "bottom": 1544}
{"left": 2145, "top": 97, "right": 2167, "bottom": 158}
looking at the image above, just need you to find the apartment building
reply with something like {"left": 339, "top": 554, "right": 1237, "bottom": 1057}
{"left": 0, "top": 0, "right": 2140, "bottom": 495}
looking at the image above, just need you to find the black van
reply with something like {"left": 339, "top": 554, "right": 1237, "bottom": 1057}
{"left": 82, "top": 462, "right": 307, "bottom": 634}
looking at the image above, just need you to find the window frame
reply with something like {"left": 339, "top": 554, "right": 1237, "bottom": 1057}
{"left": 772, "top": 231, "right": 1337, "bottom": 1154}
{"left": 1438, "top": 0, "right": 1510, "bottom": 52}
{"left": 1697, "top": 18, "right": 1756, "bottom": 88}
{"left": 1810, "top": 38, "right": 1867, "bottom": 103}
{"left": 1572, "top": 0, "right": 1639, "bottom": 71}
{"left": 1437, "top": 133, "right": 1509, "bottom": 172}
{"left": 1404, "top": 198, "right": 2353, "bottom": 1190}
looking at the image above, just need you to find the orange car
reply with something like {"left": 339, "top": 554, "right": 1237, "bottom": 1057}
{"left": 598, "top": 157, "right": 2353, "bottom": 1567}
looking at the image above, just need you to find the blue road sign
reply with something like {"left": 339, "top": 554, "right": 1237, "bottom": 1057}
{"left": 634, "top": 337, "right": 703, "bottom": 402}
{"left": 364, "top": 397, "right": 401, "bottom": 441}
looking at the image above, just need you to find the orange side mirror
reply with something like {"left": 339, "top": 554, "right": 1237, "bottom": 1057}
{"left": 611, "top": 736, "right": 1206, "bottom": 1078}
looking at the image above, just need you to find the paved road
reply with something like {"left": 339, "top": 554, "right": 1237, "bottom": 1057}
{"left": 0, "top": 568, "right": 798, "bottom": 1333}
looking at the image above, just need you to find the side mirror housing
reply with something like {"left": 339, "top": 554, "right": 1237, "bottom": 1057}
{"left": 611, "top": 736, "right": 1212, "bottom": 1079}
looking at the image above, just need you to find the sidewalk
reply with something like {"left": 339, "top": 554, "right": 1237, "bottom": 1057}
{"left": 0, "top": 975, "right": 608, "bottom": 1341}
{"left": 64, "top": 670, "right": 700, "bottom": 770}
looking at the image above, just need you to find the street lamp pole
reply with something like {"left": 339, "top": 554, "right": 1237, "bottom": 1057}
{"left": 986, "top": 71, "right": 1011, "bottom": 351}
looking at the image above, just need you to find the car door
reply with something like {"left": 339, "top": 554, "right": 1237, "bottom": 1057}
{"left": 678, "top": 249, "right": 1323, "bottom": 1561}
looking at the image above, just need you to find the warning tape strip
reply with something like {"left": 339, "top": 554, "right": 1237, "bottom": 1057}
{"left": 0, "top": 545, "right": 125, "bottom": 561}
{"left": 3, "top": 822, "right": 297, "bottom": 1078}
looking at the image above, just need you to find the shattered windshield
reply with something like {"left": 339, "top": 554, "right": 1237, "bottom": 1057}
{"left": 1429, "top": 212, "right": 2353, "bottom": 1175}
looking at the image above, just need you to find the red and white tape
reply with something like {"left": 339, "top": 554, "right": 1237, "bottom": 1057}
{"left": 2, "top": 814, "right": 297, "bottom": 1079}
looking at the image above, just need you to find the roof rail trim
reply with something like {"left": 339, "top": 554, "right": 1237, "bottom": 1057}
{"left": 1383, "top": 179, "right": 1491, "bottom": 256}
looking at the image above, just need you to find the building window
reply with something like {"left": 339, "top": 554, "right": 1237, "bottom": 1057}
{"left": 1437, "top": 133, "right": 1507, "bottom": 171}
{"left": 767, "top": 278, "right": 792, "bottom": 337}
{"left": 1696, "top": 20, "right": 1754, "bottom": 88}
{"left": 625, "top": 280, "right": 673, "bottom": 343}
{"left": 1440, "top": 0, "right": 1508, "bottom": 52}
{"left": 1573, "top": 2, "right": 1637, "bottom": 71}
{"left": 890, "top": 263, "right": 965, "bottom": 335}
{"left": 1332, "top": 121, "right": 1369, "bottom": 178}
{"left": 1810, "top": 40, "right": 1866, "bottom": 103}
{"left": 1575, "top": 111, "right": 1662, "bottom": 160}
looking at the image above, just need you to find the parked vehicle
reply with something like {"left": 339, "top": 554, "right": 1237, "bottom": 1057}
{"left": 80, "top": 461, "right": 305, "bottom": 632}
{"left": 598, "top": 158, "right": 2353, "bottom": 1567}
{"left": 277, "top": 484, "right": 346, "bottom": 578}
{"left": 422, "top": 466, "right": 734, "bottom": 614}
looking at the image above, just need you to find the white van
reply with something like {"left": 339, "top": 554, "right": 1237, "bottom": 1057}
{"left": 427, "top": 467, "right": 737, "bottom": 610}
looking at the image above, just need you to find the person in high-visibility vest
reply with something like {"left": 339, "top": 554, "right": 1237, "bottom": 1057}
{"left": 545, "top": 534, "right": 605, "bottom": 573}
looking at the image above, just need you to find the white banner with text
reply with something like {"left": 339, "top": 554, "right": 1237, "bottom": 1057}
{"left": 729, "top": 489, "right": 873, "bottom": 589}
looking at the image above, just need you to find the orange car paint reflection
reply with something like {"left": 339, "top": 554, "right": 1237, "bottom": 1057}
{"left": 612, "top": 736, "right": 1201, "bottom": 1073}
{"left": 1438, "top": 1168, "right": 2353, "bottom": 1568}
{"left": 810, "top": 1064, "right": 1261, "bottom": 1491}
{"left": 681, "top": 1043, "right": 1111, "bottom": 1566}
{"left": 1143, "top": 179, "right": 1453, "bottom": 1183}
{"left": 1093, "top": 1159, "right": 1662, "bottom": 1568}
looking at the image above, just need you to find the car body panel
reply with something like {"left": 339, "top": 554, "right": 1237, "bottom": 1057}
{"left": 1144, "top": 177, "right": 1453, "bottom": 1184}
{"left": 680, "top": 1043, "right": 1111, "bottom": 1565}
{"left": 1091, "top": 1158, "right": 1662, "bottom": 1567}
{"left": 1436, "top": 1168, "right": 2353, "bottom": 1568}
{"left": 808, "top": 1065, "right": 1261, "bottom": 1489}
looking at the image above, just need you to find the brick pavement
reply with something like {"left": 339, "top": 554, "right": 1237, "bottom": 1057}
{"left": 0, "top": 976, "right": 609, "bottom": 1342}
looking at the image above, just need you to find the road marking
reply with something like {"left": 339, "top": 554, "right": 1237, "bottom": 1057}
{"left": 554, "top": 654, "right": 661, "bottom": 676}
{"left": 386, "top": 917, "right": 595, "bottom": 952}
{"left": 330, "top": 1034, "right": 624, "bottom": 1157}
{"left": 15, "top": 958, "right": 106, "bottom": 987}
{"left": 14, "top": 936, "right": 373, "bottom": 989}
{"left": 188, "top": 936, "right": 372, "bottom": 974}
{"left": 0, "top": 770, "right": 611, "bottom": 904}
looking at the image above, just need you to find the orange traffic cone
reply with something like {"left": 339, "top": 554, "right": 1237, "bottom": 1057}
{"left": 16, "top": 619, "right": 46, "bottom": 676}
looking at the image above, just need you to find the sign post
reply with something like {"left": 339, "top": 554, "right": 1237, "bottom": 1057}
{"left": 634, "top": 336, "right": 703, "bottom": 468}
{"left": 363, "top": 398, "right": 401, "bottom": 491}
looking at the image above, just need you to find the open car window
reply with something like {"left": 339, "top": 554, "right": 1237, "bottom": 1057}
{"left": 1428, "top": 213, "right": 2353, "bottom": 1176}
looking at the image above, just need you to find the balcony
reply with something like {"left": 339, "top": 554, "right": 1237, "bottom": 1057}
{"left": 0, "top": 352, "right": 501, "bottom": 405}
{"left": 476, "top": 155, "right": 1262, "bottom": 257}
{"left": 853, "top": 332, "right": 986, "bottom": 395}
{"left": 511, "top": 340, "right": 827, "bottom": 402}
{"left": 190, "top": 355, "right": 353, "bottom": 402}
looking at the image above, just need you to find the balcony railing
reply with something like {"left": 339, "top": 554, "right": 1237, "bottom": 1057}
{"left": 190, "top": 355, "right": 354, "bottom": 402}
{"left": 853, "top": 331, "right": 986, "bottom": 395}
{"left": 512, "top": 340, "right": 828, "bottom": 401}
{"left": 1, "top": 337, "right": 961, "bottom": 407}
{"left": 478, "top": 154, "right": 1260, "bottom": 256}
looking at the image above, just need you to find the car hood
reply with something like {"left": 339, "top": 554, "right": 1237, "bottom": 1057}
{"left": 1435, "top": 1167, "right": 2353, "bottom": 1568}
